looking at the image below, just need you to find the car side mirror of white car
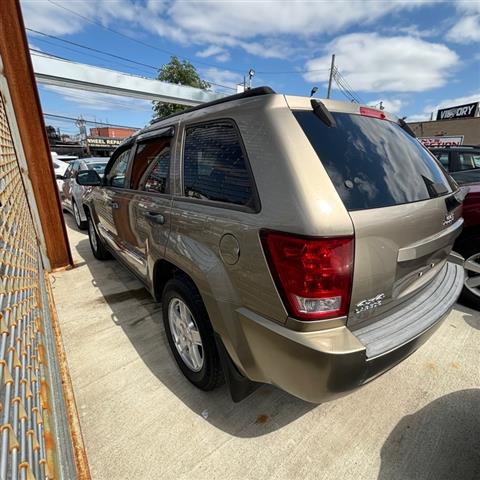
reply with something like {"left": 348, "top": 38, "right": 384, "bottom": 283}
{"left": 76, "top": 170, "right": 102, "bottom": 186}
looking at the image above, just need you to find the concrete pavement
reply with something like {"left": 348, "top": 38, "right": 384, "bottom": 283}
{"left": 51, "top": 214, "right": 480, "bottom": 480}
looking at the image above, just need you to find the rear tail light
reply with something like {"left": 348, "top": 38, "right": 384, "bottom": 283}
{"left": 261, "top": 231, "right": 354, "bottom": 321}
{"left": 359, "top": 106, "right": 386, "bottom": 120}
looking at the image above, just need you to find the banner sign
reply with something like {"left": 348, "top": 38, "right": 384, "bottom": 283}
{"left": 418, "top": 135, "right": 464, "bottom": 148}
{"left": 436, "top": 102, "right": 478, "bottom": 120}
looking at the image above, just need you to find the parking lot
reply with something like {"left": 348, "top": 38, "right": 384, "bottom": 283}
{"left": 50, "top": 214, "right": 480, "bottom": 480}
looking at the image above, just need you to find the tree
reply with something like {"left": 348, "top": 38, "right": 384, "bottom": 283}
{"left": 152, "top": 56, "right": 210, "bottom": 120}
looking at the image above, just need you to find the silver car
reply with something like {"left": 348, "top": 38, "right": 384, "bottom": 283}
{"left": 60, "top": 157, "right": 108, "bottom": 229}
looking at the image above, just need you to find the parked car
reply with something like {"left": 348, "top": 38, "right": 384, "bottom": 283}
{"left": 60, "top": 157, "right": 108, "bottom": 229}
{"left": 77, "top": 87, "right": 465, "bottom": 403}
{"left": 52, "top": 157, "right": 69, "bottom": 190}
{"left": 429, "top": 146, "right": 480, "bottom": 308}
{"left": 430, "top": 145, "right": 480, "bottom": 185}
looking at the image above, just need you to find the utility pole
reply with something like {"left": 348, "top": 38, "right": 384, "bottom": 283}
{"left": 326, "top": 54, "right": 335, "bottom": 99}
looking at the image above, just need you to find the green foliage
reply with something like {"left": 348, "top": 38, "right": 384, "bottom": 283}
{"left": 152, "top": 56, "right": 210, "bottom": 120}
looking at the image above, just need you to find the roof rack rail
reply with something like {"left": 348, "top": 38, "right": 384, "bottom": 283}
{"left": 150, "top": 86, "right": 276, "bottom": 124}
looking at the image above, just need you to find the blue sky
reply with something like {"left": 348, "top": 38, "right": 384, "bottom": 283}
{"left": 21, "top": 0, "right": 480, "bottom": 132}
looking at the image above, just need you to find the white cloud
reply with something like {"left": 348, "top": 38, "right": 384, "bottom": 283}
{"left": 201, "top": 68, "right": 243, "bottom": 91}
{"left": 43, "top": 85, "right": 152, "bottom": 112}
{"left": 21, "top": 0, "right": 435, "bottom": 60}
{"left": 304, "top": 33, "right": 459, "bottom": 93}
{"left": 196, "top": 45, "right": 230, "bottom": 62}
{"left": 447, "top": 0, "right": 480, "bottom": 43}
{"left": 447, "top": 16, "right": 480, "bottom": 43}
{"left": 408, "top": 91, "right": 480, "bottom": 121}
{"left": 368, "top": 98, "right": 407, "bottom": 114}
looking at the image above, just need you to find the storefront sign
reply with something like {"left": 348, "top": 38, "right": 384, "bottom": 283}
{"left": 86, "top": 137, "right": 122, "bottom": 147}
{"left": 436, "top": 102, "right": 478, "bottom": 120}
{"left": 418, "top": 135, "right": 464, "bottom": 148}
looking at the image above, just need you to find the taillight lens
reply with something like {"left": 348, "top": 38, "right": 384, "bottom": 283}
{"left": 261, "top": 231, "right": 354, "bottom": 321}
{"left": 359, "top": 106, "right": 386, "bottom": 120}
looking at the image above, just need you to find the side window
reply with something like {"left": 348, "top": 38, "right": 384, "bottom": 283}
{"left": 435, "top": 153, "right": 450, "bottom": 169}
{"left": 71, "top": 160, "right": 81, "bottom": 175}
{"left": 458, "top": 153, "right": 480, "bottom": 171}
{"left": 183, "top": 122, "right": 254, "bottom": 207}
{"left": 106, "top": 148, "right": 131, "bottom": 188}
{"left": 131, "top": 137, "right": 171, "bottom": 192}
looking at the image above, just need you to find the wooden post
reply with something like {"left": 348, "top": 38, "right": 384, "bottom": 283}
{"left": 0, "top": 0, "right": 73, "bottom": 270}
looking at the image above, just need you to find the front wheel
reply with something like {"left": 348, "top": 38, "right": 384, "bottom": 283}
{"left": 73, "top": 200, "right": 87, "bottom": 230}
{"left": 162, "top": 275, "right": 223, "bottom": 391}
{"left": 87, "top": 216, "right": 110, "bottom": 260}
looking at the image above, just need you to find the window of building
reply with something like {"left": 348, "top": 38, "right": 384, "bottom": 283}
{"left": 183, "top": 122, "right": 254, "bottom": 207}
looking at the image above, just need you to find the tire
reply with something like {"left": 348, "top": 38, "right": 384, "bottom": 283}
{"left": 72, "top": 200, "right": 87, "bottom": 230}
{"left": 162, "top": 274, "right": 223, "bottom": 391}
{"left": 87, "top": 216, "right": 111, "bottom": 260}
{"left": 456, "top": 238, "right": 480, "bottom": 310}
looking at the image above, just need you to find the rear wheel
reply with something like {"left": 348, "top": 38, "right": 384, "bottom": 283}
{"left": 72, "top": 200, "right": 87, "bottom": 230}
{"left": 457, "top": 239, "right": 480, "bottom": 310}
{"left": 162, "top": 275, "right": 223, "bottom": 390}
{"left": 87, "top": 216, "right": 110, "bottom": 260}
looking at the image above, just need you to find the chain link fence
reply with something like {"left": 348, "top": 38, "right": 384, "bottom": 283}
{"left": 0, "top": 90, "right": 75, "bottom": 479}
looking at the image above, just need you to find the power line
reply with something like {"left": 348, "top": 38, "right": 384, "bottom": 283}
{"left": 29, "top": 43, "right": 236, "bottom": 91}
{"left": 44, "top": 0, "right": 332, "bottom": 78}
{"left": 43, "top": 113, "right": 141, "bottom": 129}
{"left": 46, "top": 0, "right": 245, "bottom": 74}
{"left": 30, "top": 40, "right": 154, "bottom": 76}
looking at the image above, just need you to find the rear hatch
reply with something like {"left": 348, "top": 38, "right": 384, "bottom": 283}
{"left": 293, "top": 102, "right": 463, "bottom": 328}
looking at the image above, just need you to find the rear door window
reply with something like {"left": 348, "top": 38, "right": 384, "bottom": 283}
{"left": 183, "top": 121, "right": 256, "bottom": 208}
{"left": 294, "top": 111, "right": 452, "bottom": 211}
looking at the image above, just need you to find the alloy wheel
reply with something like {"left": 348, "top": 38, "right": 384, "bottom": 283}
{"left": 168, "top": 297, "right": 204, "bottom": 372}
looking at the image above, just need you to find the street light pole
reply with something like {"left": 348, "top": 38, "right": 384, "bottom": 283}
{"left": 326, "top": 54, "right": 335, "bottom": 99}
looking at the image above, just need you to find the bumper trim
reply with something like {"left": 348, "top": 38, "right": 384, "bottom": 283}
{"left": 353, "top": 262, "right": 464, "bottom": 359}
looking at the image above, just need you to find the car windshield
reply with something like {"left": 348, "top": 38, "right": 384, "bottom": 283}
{"left": 294, "top": 111, "right": 453, "bottom": 211}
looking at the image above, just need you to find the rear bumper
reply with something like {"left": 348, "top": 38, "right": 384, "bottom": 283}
{"left": 229, "top": 261, "right": 464, "bottom": 403}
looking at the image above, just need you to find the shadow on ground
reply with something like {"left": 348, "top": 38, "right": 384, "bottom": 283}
{"left": 454, "top": 303, "right": 480, "bottom": 330}
{"left": 65, "top": 213, "right": 314, "bottom": 437}
{"left": 379, "top": 389, "right": 480, "bottom": 480}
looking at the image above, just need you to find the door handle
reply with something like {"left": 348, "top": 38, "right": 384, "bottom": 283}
{"left": 109, "top": 201, "right": 119, "bottom": 209}
{"left": 144, "top": 211, "right": 165, "bottom": 225}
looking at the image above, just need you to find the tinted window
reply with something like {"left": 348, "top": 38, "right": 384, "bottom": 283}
{"left": 132, "top": 138, "right": 171, "bottom": 192}
{"left": 106, "top": 149, "right": 131, "bottom": 188}
{"left": 294, "top": 111, "right": 452, "bottom": 211}
{"left": 458, "top": 152, "right": 480, "bottom": 171}
{"left": 183, "top": 122, "right": 254, "bottom": 207}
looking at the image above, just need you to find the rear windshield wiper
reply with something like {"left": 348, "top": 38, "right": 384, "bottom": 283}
{"left": 311, "top": 99, "right": 337, "bottom": 128}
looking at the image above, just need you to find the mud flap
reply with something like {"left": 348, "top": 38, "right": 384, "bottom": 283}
{"left": 214, "top": 333, "right": 260, "bottom": 402}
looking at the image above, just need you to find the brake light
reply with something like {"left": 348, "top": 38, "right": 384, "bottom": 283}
{"left": 261, "top": 231, "right": 354, "bottom": 321}
{"left": 359, "top": 106, "right": 386, "bottom": 120}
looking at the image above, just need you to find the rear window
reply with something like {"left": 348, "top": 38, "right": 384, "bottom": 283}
{"left": 294, "top": 111, "right": 453, "bottom": 211}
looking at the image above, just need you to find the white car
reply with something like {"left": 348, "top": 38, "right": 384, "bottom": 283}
{"left": 51, "top": 152, "right": 78, "bottom": 189}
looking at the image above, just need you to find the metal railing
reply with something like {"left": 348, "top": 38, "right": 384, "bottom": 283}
{"left": 0, "top": 91, "right": 73, "bottom": 479}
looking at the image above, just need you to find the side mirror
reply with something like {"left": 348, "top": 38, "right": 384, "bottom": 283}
{"left": 55, "top": 174, "right": 65, "bottom": 180}
{"left": 76, "top": 170, "right": 102, "bottom": 186}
